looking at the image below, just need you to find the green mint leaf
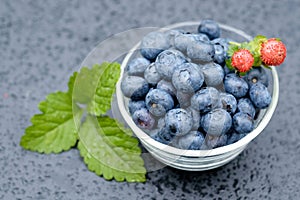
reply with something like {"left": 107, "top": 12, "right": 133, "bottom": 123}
{"left": 78, "top": 115, "right": 146, "bottom": 182}
{"left": 72, "top": 64, "right": 107, "bottom": 104}
{"left": 20, "top": 91, "right": 82, "bottom": 154}
{"left": 87, "top": 62, "right": 121, "bottom": 116}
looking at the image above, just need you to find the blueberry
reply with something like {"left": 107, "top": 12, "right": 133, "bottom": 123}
{"left": 191, "top": 33, "right": 210, "bottom": 43}
{"left": 201, "top": 108, "right": 232, "bottom": 137}
{"left": 224, "top": 65, "right": 235, "bottom": 75}
{"left": 121, "top": 76, "right": 149, "bottom": 100}
{"left": 140, "top": 31, "right": 171, "bottom": 60}
{"left": 174, "top": 33, "right": 193, "bottom": 52}
{"left": 186, "top": 41, "right": 215, "bottom": 62}
{"left": 226, "top": 131, "right": 246, "bottom": 145}
{"left": 151, "top": 127, "right": 175, "bottom": 145}
{"left": 218, "top": 92, "right": 237, "bottom": 114}
{"left": 174, "top": 33, "right": 210, "bottom": 53}
{"left": 145, "top": 89, "right": 174, "bottom": 117}
{"left": 157, "top": 79, "right": 176, "bottom": 97}
{"left": 176, "top": 131, "right": 205, "bottom": 150}
{"left": 224, "top": 73, "right": 249, "bottom": 98}
{"left": 157, "top": 117, "right": 166, "bottom": 128}
{"left": 172, "top": 63, "right": 204, "bottom": 93}
{"left": 128, "top": 100, "right": 146, "bottom": 115}
{"left": 198, "top": 19, "right": 221, "bottom": 40}
{"left": 203, "top": 134, "right": 228, "bottom": 149}
{"left": 126, "top": 57, "right": 150, "bottom": 76}
{"left": 237, "top": 98, "right": 256, "bottom": 118}
{"left": 191, "top": 87, "right": 220, "bottom": 113}
{"left": 165, "top": 108, "right": 193, "bottom": 136}
{"left": 165, "top": 29, "right": 185, "bottom": 47}
{"left": 186, "top": 106, "right": 201, "bottom": 130}
{"left": 199, "top": 62, "right": 224, "bottom": 87}
{"left": 176, "top": 91, "right": 192, "bottom": 108}
{"left": 213, "top": 44, "right": 226, "bottom": 65}
{"left": 244, "top": 67, "right": 269, "bottom": 87}
{"left": 233, "top": 112, "right": 254, "bottom": 134}
{"left": 144, "top": 62, "right": 161, "bottom": 85}
{"left": 155, "top": 49, "right": 187, "bottom": 80}
{"left": 132, "top": 108, "right": 155, "bottom": 130}
{"left": 249, "top": 83, "right": 272, "bottom": 109}
{"left": 211, "top": 38, "right": 230, "bottom": 52}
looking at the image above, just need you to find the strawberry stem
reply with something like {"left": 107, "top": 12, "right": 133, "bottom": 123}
{"left": 229, "top": 41, "right": 241, "bottom": 46}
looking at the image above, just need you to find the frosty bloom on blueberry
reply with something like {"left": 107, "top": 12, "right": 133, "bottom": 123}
{"left": 120, "top": 19, "right": 286, "bottom": 150}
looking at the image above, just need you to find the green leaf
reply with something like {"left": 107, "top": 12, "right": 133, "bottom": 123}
{"left": 87, "top": 62, "right": 121, "bottom": 116}
{"left": 78, "top": 115, "right": 146, "bottom": 182}
{"left": 246, "top": 35, "right": 267, "bottom": 67}
{"left": 227, "top": 43, "right": 240, "bottom": 57}
{"left": 72, "top": 64, "right": 106, "bottom": 104}
{"left": 20, "top": 91, "right": 83, "bottom": 154}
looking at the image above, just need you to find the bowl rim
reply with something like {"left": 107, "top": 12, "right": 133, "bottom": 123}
{"left": 116, "top": 21, "right": 279, "bottom": 157}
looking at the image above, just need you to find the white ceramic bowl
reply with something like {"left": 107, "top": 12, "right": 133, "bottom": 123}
{"left": 115, "top": 21, "right": 279, "bottom": 171}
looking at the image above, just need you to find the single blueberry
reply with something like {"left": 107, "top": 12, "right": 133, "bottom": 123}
{"left": 155, "top": 49, "right": 187, "bottom": 80}
{"left": 144, "top": 62, "right": 161, "bottom": 85}
{"left": 121, "top": 76, "right": 149, "bottom": 100}
{"left": 237, "top": 98, "right": 256, "bottom": 118}
{"left": 249, "top": 82, "right": 272, "bottom": 109}
{"left": 176, "top": 131, "right": 205, "bottom": 150}
{"left": 202, "top": 134, "right": 228, "bottom": 149}
{"left": 201, "top": 108, "right": 232, "bottom": 137}
{"left": 226, "top": 131, "right": 246, "bottom": 145}
{"left": 224, "top": 73, "right": 249, "bottom": 98}
{"left": 151, "top": 127, "right": 175, "bottom": 145}
{"left": 244, "top": 67, "right": 269, "bottom": 87}
{"left": 186, "top": 41, "right": 215, "bottom": 62}
{"left": 176, "top": 91, "right": 192, "bottom": 108}
{"left": 233, "top": 112, "right": 254, "bottom": 134}
{"left": 128, "top": 100, "right": 146, "bottom": 115}
{"left": 191, "top": 87, "right": 220, "bottom": 113}
{"left": 156, "top": 79, "right": 176, "bottom": 97}
{"left": 186, "top": 106, "right": 201, "bottom": 130}
{"left": 172, "top": 63, "right": 204, "bottom": 93}
{"left": 132, "top": 108, "right": 155, "bottom": 130}
{"left": 198, "top": 19, "right": 221, "bottom": 40}
{"left": 145, "top": 89, "right": 174, "bottom": 117}
{"left": 125, "top": 57, "right": 150, "bottom": 76}
{"left": 211, "top": 37, "right": 231, "bottom": 64}
{"left": 218, "top": 92, "right": 237, "bottom": 114}
{"left": 199, "top": 62, "right": 224, "bottom": 87}
{"left": 213, "top": 44, "right": 226, "bottom": 65}
{"left": 140, "top": 31, "right": 171, "bottom": 60}
{"left": 165, "top": 108, "right": 193, "bottom": 136}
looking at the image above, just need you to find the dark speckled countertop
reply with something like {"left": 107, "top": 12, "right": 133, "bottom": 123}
{"left": 1, "top": 0, "right": 300, "bottom": 199}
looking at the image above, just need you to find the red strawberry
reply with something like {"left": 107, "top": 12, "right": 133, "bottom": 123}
{"left": 260, "top": 38, "right": 286, "bottom": 66}
{"left": 231, "top": 49, "right": 254, "bottom": 73}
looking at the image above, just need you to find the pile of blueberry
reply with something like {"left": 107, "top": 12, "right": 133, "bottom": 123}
{"left": 121, "top": 19, "right": 272, "bottom": 150}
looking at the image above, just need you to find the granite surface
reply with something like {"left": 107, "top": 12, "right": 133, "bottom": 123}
{"left": 1, "top": 0, "right": 300, "bottom": 199}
